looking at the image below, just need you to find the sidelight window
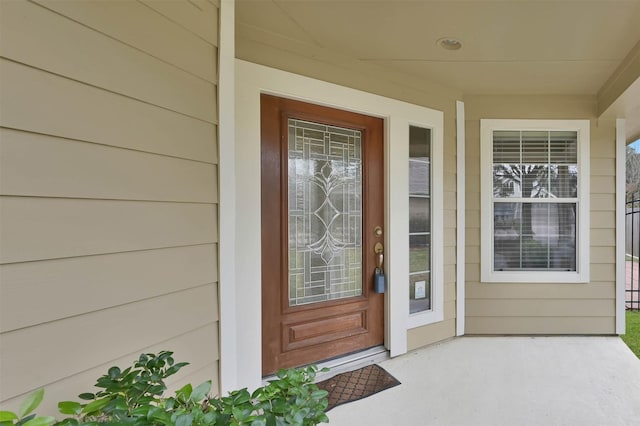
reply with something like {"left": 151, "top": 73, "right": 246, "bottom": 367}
{"left": 409, "top": 126, "right": 432, "bottom": 314}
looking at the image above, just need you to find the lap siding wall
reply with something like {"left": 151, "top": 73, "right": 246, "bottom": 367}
{"left": 0, "top": 0, "right": 221, "bottom": 414}
{"left": 464, "top": 95, "right": 617, "bottom": 335}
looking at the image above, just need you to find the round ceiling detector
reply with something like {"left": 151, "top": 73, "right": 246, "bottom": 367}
{"left": 438, "top": 37, "right": 463, "bottom": 51}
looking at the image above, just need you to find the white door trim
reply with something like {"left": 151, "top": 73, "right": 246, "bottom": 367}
{"left": 217, "top": 0, "right": 237, "bottom": 393}
{"left": 232, "top": 59, "right": 443, "bottom": 390}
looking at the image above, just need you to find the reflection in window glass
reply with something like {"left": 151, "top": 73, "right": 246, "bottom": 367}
{"left": 409, "top": 126, "right": 431, "bottom": 314}
{"left": 492, "top": 130, "right": 578, "bottom": 271}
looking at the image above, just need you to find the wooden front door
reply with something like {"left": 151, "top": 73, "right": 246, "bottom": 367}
{"left": 261, "top": 94, "right": 385, "bottom": 375}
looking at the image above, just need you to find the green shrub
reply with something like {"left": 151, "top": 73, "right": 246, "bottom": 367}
{"left": 53, "top": 351, "right": 329, "bottom": 426}
{"left": 0, "top": 388, "right": 56, "bottom": 426}
{"left": 1, "top": 351, "right": 329, "bottom": 426}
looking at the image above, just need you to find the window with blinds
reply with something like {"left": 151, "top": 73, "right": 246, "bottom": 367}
{"left": 480, "top": 119, "right": 590, "bottom": 283}
{"left": 493, "top": 130, "right": 578, "bottom": 271}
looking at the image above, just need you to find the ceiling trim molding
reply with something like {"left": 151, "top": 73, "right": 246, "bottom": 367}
{"left": 598, "top": 39, "right": 640, "bottom": 116}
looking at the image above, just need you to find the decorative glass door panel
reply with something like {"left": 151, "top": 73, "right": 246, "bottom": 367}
{"left": 288, "top": 119, "right": 363, "bottom": 306}
{"left": 261, "top": 94, "right": 383, "bottom": 375}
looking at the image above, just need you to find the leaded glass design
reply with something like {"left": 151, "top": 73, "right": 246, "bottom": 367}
{"left": 288, "top": 119, "right": 362, "bottom": 306}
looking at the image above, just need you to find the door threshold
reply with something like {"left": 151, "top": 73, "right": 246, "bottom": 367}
{"left": 262, "top": 346, "right": 389, "bottom": 385}
{"left": 313, "top": 345, "right": 389, "bottom": 382}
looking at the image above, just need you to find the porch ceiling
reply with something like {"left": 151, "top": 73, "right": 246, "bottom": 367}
{"left": 236, "top": 0, "right": 640, "bottom": 97}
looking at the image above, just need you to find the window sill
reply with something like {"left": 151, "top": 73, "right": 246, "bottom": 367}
{"left": 481, "top": 270, "right": 589, "bottom": 283}
{"left": 407, "top": 309, "right": 444, "bottom": 329}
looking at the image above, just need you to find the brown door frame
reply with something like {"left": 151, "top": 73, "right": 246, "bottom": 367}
{"left": 261, "top": 94, "right": 385, "bottom": 375}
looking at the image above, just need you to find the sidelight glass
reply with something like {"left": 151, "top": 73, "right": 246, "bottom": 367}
{"left": 409, "top": 126, "right": 432, "bottom": 314}
{"left": 288, "top": 119, "right": 363, "bottom": 306}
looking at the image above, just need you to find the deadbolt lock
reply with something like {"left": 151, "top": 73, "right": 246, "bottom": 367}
{"left": 374, "top": 226, "right": 383, "bottom": 237}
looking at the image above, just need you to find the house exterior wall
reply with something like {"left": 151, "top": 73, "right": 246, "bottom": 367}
{"left": 464, "top": 95, "right": 617, "bottom": 334}
{"left": 0, "top": 0, "right": 221, "bottom": 414}
{"left": 235, "top": 39, "right": 461, "bottom": 352}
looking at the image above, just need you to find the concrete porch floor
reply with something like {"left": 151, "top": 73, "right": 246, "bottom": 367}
{"left": 326, "top": 337, "right": 640, "bottom": 426}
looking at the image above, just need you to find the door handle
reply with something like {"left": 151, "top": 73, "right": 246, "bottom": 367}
{"left": 373, "top": 242, "right": 385, "bottom": 293}
{"left": 374, "top": 242, "right": 383, "bottom": 255}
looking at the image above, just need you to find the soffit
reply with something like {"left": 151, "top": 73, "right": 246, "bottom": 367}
{"left": 236, "top": 0, "right": 640, "bottom": 95}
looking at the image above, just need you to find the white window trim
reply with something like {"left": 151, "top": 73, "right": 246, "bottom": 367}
{"left": 407, "top": 122, "right": 444, "bottom": 329}
{"left": 480, "top": 119, "right": 590, "bottom": 283}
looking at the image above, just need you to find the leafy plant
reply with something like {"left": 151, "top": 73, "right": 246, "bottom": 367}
{"left": 56, "top": 350, "right": 187, "bottom": 425}
{"left": 240, "top": 366, "right": 329, "bottom": 426}
{"left": 0, "top": 388, "right": 56, "bottom": 426}
{"left": 53, "top": 351, "right": 328, "bottom": 426}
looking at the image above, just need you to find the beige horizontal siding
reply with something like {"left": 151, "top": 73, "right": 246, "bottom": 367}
{"left": 466, "top": 246, "right": 480, "bottom": 264}
{"left": 464, "top": 98, "right": 617, "bottom": 335}
{"left": 0, "top": 284, "right": 219, "bottom": 399}
{"left": 466, "top": 264, "right": 480, "bottom": 282}
{"left": 0, "top": 197, "right": 217, "bottom": 263}
{"left": 465, "top": 317, "right": 615, "bottom": 335}
{"left": 444, "top": 264, "right": 456, "bottom": 284}
{"left": 444, "top": 301, "right": 457, "bottom": 320}
{"left": 140, "top": 0, "right": 219, "bottom": 45}
{"left": 463, "top": 95, "right": 598, "bottom": 121}
{"left": 445, "top": 282, "right": 456, "bottom": 302}
{"left": 0, "top": 0, "right": 220, "bottom": 414}
{"left": 32, "top": 0, "right": 217, "bottom": 82}
{"left": 408, "top": 319, "right": 456, "bottom": 351}
{"left": 591, "top": 193, "right": 615, "bottom": 208}
{"left": 444, "top": 191, "right": 457, "bottom": 210}
{"left": 0, "top": 129, "right": 218, "bottom": 203}
{"left": 0, "top": 244, "right": 218, "bottom": 332}
{"left": 591, "top": 211, "right": 615, "bottom": 226}
{"left": 0, "top": 59, "right": 217, "bottom": 162}
{"left": 591, "top": 246, "right": 616, "bottom": 264}
{"left": 466, "top": 282, "right": 615, "bottom": 300}
{"left": 591, "top": 263, "right": 615, "bottom": 282}
{"left": 444, "top": 227, "right": 456, "bottom": 247}
{"left": 466, "top": 299, "right": 614, "bottom": 318}
{"left": 590, "top": 124, "right": 616, "bottom": 158}
{"left": 1, "top": 323, "right": 219, "bottom": 415}
{"left": 1, "top": 0, "right": 217, "bottom": 123}
{"left": 591, "top": 158, "right": 616, "bottom": 175}
{"left": 591, "top": 176, "right": 616, "bottom": 194}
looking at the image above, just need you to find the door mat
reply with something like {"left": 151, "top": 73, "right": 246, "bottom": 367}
{"left": 316, "top": 364, "right": 400, "bottom": 411}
